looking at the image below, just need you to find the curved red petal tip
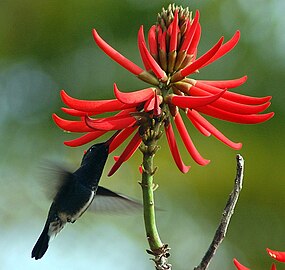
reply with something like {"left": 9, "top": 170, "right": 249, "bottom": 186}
{"left": 190, "top": 86, "right": 272, "bottom": 115}
{"left": 187, "top": 109, "right": 242, "bottom": 149}
{"left": 203, "top": 30, "right": 240, "bottom": 67}
{"left": 267, "top": 248, "right": 285, "bottom": 262}
{"left": 148, "top": 25, "right": 158, "bottom": 57}
{"left": 195, "top": 79, "right": 272, "bottom": 105}
{"left": 165, "top": 122, "right": 191, "bottom": 173}
{"left": 113, "top": 83, "right": 155, "bottom": 105}
{"left": 139, "top": 165, "right": 143, "bottom": 174}
{"left": 199, "top": 75, "right": 248, "bottom": 89}
{"left": 170, "top": 89, "right": 226, "bottom": 109}
{"left": 233, "top": 258, "right": 250, "bottom": 270}
{"left": 60, "top": 89, "right": 134, "bottom": 113}
{"left": 181, "top": 37, "right": 224, "bottom": 77}
{"left": 52, "top": 113, "right": 94, "bottom": 132}
{"left": 92, "top": 29, "right": 143, "bottom": 75}
{"left": 64, "top": 131, "right": 107, "bottom": 147}
{"left": 197, "top": 106, "right": 274, "bottom": 124}
{"left": 138, "top": 25, "right": 152, "bottom": 71}
{"left": 271, "top": 263, "right": 277, "bottom": 270}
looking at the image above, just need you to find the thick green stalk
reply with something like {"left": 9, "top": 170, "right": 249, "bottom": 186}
{"left": 141, "top": 149, "right": 163, "bottom": 250}
{"left": 139, "top": 117, "right": 171, "bottom": 269}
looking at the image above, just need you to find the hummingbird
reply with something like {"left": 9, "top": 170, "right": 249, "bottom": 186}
{"left": 31, "top": 132, "right": 140, "bottom": 260}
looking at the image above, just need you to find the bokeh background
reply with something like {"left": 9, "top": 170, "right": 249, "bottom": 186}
{"left": 0, "top": 0, "right": 284, "bottom": 269}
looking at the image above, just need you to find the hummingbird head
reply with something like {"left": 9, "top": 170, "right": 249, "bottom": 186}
{"left": 81, "top": 142, "right": 109, "bottom": 167}
{"left": 76, "top": 131, "right": 122, "bottom": 188}
{"left": 80, "top": 130, "right": 121, "bottom": 167}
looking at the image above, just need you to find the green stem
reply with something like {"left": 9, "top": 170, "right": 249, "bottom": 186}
{"left": 141, "top": 150, "right": 163, "bottom": 250}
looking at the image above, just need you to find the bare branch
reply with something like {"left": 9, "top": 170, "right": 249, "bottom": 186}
{"left": 194, "top": 154, "right": 244, "bottom": 270}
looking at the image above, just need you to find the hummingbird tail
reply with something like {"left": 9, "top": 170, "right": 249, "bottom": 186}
{"left": 31, "top": 224, "right": 50, "bottom": 260}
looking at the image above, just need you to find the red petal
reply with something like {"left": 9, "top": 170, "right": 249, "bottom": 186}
{"left": 64, "top": 131, "right": 107, "bottom": 147}
{"left": 202, "top": 31, "right": 240, "bottom": 68}
{"left": 85, "top": 114, "right": 136, "bottom": 131}
{"left": 138, "top": 25, "right": 152, "bottom": 71}
{"left": 170, "top": 89, "right": 226, "bottom": 109}
{"left": 92, "top": 29, "right": 143, "bottom": 75}
{"left": 187, "top": 23, "right": 201, "bottom": 56}
{"left": 109, "top": 126, "right": 138, "bottom": 153}
{"left": 164, "top": 122, "right": 191, "bottom": 173}
{"left": 61, "top": 107, "right": 97, "bottom": 117}
{"left": 172, "top": 36, "right": 223, "bottom": 82}
{"left": 158, "top": 27, "right": 166, "bottom": 52}
{"left": 195, "top": 80, "right": 272, "bottom": 105}
{"left": 187, "top": 109, "right": 242, "bottom": 149}
{"left": 169, "top": 10, "right": 179, "bottom": 52}
{"left": 174, "top": 112, "right": 210, "bottom": 165}
{"left": 233, "top": 258, "right": 250, "bottom": 270}
{"left": 271, "top": 263, "right": 277, "bottom": 270}
{"left": 139, "top": 26, "right": 168, "bottom": 81}
{"left": 197, "top": 105, "right": 275, "bottom": 124}
{"left": 198, "top": 76, "right": 248, "bottom": 89}
{"left": 52, "top": 114, "right": 94, "bottom": 132}
{"left": 186, "top": 110, "right": 211, "bottom": 136}
{"left": 144, "top": 94, "right": 162, "bottom": 113}
{"left": 108, "top": 132, "right": 142, "bottom": 176}
{"left": 180, "top": 11, "right": 199, "bottom": 52}
{"left": 113, "top": 83, "right": 154, "bottom": 105}
{"left": 148, "top": 25, "right": 158, "bottom": 58}
{"left": 181, "top": 37, "right": 224, "bottom": 76}
{"left": 60, "top": 90, "right": 135, "bottom": 113}
{"left": 267, "top": 248, "right": 285, "bottom": 262}
{"left": 190, "top": 85, "right": 271, "bottom": 114}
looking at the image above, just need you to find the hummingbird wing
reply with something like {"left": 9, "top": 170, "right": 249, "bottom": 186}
{"left": 39, "top": 161, "right": 75, "bottom": 200}
{"left": 88, "top": 186, "right": 142, "bottom": 214}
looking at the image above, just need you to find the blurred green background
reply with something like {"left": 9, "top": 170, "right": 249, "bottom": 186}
{"left": 0, "top": 0, "right": 284, "bottom": 269}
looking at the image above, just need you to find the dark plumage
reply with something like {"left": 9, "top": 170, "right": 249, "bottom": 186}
{"left": 32, "top": 134, "right": 141, "bottom": 260}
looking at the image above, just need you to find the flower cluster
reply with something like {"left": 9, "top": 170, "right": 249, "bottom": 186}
{"left": 234, "top": 248, "right": 285, "bottom": 270}
{"left": 53, "top": 4, "right": 273, "bottom": 175}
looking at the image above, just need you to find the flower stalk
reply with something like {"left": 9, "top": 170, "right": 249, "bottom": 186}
{"left": 141, "top": 149, "right": 162, "bottom": 250}
{"left": 139, "top": 112, "right": 171, "bottom": 269}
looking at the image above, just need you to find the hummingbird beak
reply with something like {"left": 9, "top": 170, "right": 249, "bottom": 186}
{"left": 104, "top": 130, "right": 122, "bottom": 146}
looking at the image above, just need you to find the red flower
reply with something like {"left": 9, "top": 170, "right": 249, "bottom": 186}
{"left": 233, "top": 248, "right": 285, "bottom": 270}
{"left": 234, "top": 258, "right": 276, "bottom": 270}
{"left": 267, "top": 248, "right": 285, "bottom": 263}
{"left": 53, "top": 4, "right": 273, "bottom": 175}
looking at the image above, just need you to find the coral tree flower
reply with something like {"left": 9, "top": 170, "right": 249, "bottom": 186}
{"left": 53, "top": 4, "right": 274, "bottom": 175}
{"left": 233, "top": 248, "right": 285, "bottom": 270}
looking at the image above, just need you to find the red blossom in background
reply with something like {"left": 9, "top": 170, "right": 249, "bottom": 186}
{"left": 53, "top": 5, "right": 274, "bottom": 175}
{"left": 233, "top": 248, "right": 285, "bottom": 270}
